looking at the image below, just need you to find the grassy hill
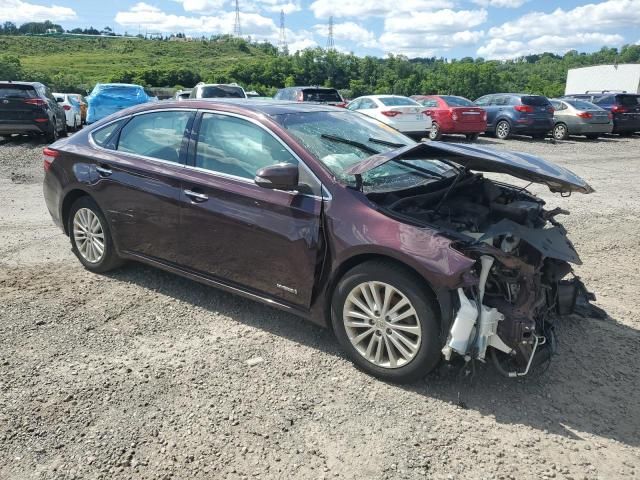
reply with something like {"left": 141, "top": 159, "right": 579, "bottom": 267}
{"left": 0, "top": 34, "right": 275, "bottom": 92}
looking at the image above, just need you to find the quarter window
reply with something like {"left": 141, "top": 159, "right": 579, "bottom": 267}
{"left": 116, "top": 111, "right": 192, "bottom": 163}
{"left": 92, "top": 120, "right": 125, "bottom": 148}
{"left": 195, "top": 113, "right": 298, "bottom": 179}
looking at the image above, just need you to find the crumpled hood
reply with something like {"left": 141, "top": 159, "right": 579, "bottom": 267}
{"left": 344, "top": 140, "right": 594, "bottom": 194}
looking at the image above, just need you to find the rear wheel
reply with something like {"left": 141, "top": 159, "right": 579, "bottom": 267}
{"left": 331, "top": 261, "right": 441, "bottom": 383}
{"left": 46, "top": 118, "right": 59, "bottom": 143}
{"left": 552, "top": 123, "right": 568, "bottom": 140}
{"left": 465, "top": 133, "right": 480, "bottom": 141}
{"left": 495, "top": 120, "right": 511, "bottom": 140}
{"left": 428, "top": 122, "right": 442, "bottom": 140}
{"left": 68, "top": 196, "right": 123, "bottom": 273}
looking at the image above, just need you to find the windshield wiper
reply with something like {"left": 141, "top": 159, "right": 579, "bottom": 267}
{"left": 368, "top": 137, "right": 406, "bottom": 148}
{"left": 320, "top": 134, "right": 379, "bottom": 155}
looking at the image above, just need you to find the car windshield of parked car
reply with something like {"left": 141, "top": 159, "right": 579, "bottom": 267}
{"left": 302, "top": 89, "right": 342, "bottom": 102}
{"left": 274, "top": 110, "right": 455, "bottom": 192}
{"left": 201, "top": 86, "right": 245, "bottom": 98}
{"left": 441, "top": 96, "right": 474, "bottom": 107}
{"left": 378, "top": 97, "right": 419, "bottom": 107}
{"left": 522, "top": 96, "right": 550, "bottom": 106}
{"left": 0, "top": 85, "right": 37, "bottom": 99}
{"left": 566, "top": 99, "right": 602, "bottom": 110}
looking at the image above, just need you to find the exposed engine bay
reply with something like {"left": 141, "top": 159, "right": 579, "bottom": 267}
{"left": 370, "top": 172, "right": 600, "bottom": 377}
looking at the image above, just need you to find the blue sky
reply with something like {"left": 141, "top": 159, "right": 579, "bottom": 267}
{"left": 2, "top": 0, "right": 640, "bottom": 59}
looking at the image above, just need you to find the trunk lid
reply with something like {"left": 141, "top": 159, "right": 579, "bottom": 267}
{"left": 451, "top": 107, "right": 484, "bottom": 123}
{"left": 344, "top": 140, "right": 594, "bottom": 194}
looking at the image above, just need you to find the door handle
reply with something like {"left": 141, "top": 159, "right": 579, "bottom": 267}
{"left": 96, "top": 165, "right": 112, "bottom": 176}
{"left": 184, "top": 189, "right": 208, "bottom": 202}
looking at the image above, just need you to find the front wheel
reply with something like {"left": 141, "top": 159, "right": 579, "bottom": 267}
{"left": 428, "top": 122, "right": 442, "bottom": 140}
{"left": 552, "top": 123, "right": 568, "bottom": 140}
{"left": 68, "top": 196, "right": 123, "bottom": 273}
{"left": 495, "top": 120, "right": 511, "bottom": 140}
{"left": 331, "top": 261, "right": 441, "bottom": 383}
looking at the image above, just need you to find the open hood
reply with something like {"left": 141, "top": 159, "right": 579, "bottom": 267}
{"left": 344, "top": 141, "right": 594, "bottom": 194}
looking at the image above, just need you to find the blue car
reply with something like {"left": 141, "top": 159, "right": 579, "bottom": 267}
{"left": 86, "top": 83, "right": 152, "bottom": 124}
{"left": 474, "top": 93, "right": 554, "bottom": 140}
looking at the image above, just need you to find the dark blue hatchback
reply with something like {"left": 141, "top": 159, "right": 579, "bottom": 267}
{"left": 474, "top": 93, "right": 554, "bottom": 139}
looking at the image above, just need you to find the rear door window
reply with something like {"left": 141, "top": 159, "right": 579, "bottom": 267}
{"left": 302, "top": 89, "right": 342, "bottom": 102}
{"left": 419, "top": 98, "right": 439, "bottom": 107}
{"left": 92, "top": 119, "right": 126, "bottom": 148}
{"left": 116, "top": 111, "right": 193, "bottom": 163}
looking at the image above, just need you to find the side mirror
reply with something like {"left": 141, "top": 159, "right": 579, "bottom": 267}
{"left": 255, "top": 163, "right": 299, "bottom": 191}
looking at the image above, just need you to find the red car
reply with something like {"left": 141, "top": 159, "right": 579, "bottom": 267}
{"left": 412, "top": 95, "right": 487, "bottom": 141}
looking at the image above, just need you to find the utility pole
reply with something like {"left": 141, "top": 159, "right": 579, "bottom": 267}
{"left": 278, "top": 9, "right": 287, "bottom": 54}
{"left": 326, "top": 16, "right": 335, "bottom": 50}
{"left": 233, "top": 0, "right": 241, "bottom": 38}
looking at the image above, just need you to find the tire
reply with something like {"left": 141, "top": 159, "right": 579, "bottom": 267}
{"left": 68, "top": 196, "right": 123, "bottom": 273}
{"left": 60, "top": 120, "right": 68, "bottom": 138}
{"left": 585, "top": 134, "right": 599, "bottom": 140}
{"left": 46, "top": 118, "right": 59, "bottom": 143}
{"left": 552, "top": 123, "right": 568, "bottom": 140}
{"left": 331, "top": 260, "right": 441, "bottom": 383}
{"left": 428, "top": 122, "right": 442, "bottom": 140}
{"left": 495, "top": 120, "right": 511, "bottom": 140}
{"left": 466, "top": 133, "right": 480, "bottom": 141}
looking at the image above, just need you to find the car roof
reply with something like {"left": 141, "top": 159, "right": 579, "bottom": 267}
{"left": 281, "top": 86, "right": 339, "bottom": 90}
{"left": 118, "top": 99, "right": 340, "bottom": 116}
{"left": 0, "top": 81, "right": 42, "bottom": 87}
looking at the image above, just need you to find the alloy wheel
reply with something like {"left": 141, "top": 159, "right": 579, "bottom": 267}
{"left": 496, "top": 121, "right": 510, "bottom": 139}
{"left": 73, "top": 208, "right": 105, "bottom": 264}
{"left": 342, "top": 281, "right": 422, "bottom": 369}
{"left": 429, "top": 123, "right": 440, "bottom": 140}
{"left": 553, "top": 124, "right": 567, "bottom": 140}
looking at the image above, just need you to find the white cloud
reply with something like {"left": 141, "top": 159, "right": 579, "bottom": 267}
{"left": 380, "top": 30, "right": 484, "bottom": 57}
{"left": 309, "top": 0, "right": 454, "bottom": 19}
{"left": 116, "top": 2, "right": 312, "bottom": 52}
{"left": 384, "top": 8, "right": 487, "bottom": 34}
{"left": 176, "top": 0, "right": 301, "bottom": 15}
{"left": 472, "top": 0, "right": 528, "bottom": 7}
{"left": 477, "top": 33, "right": 625, "bottom": 59}
{"left": 0, "top": 0, "right": 76, "bottom": 22}
{"left": 179, "top": 0, "right": 226, "bottom": 14}
{"left": 488, "top": 0, "right": 640, "bottom": 39}
{"left": 314, "top": 21, "right": 378, "bottom": 48}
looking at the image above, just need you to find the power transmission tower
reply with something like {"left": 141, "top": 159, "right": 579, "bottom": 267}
{"left": 326, "top": 16, "right": 335, "bottom": 50}
{"left": 278, "top": 9, "right": 287, "bottom": 54}
{"left": 233, "top": 0, "right": 241, "bottom": 38}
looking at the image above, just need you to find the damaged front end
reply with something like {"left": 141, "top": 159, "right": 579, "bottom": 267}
{"left": 354, "top": 141, "right": 600, "bottom": 377}
{"left": 399, "top": 177, "right": 597, "bottom": 377}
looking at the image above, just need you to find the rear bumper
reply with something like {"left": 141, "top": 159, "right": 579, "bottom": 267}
{"left": 612, "top": 118, "right": 640, "bottom": 133}
{"left": 512, "top": 120, "right": 553, "bottom": 133}
{"left": 0, "top": 121, "right": 49, "bottom": 135}
{"left": 440, "top": 121, "right": 486, "bottom": 134}
{"left": 43, "top": 170, "right": 64, "bottom": 231}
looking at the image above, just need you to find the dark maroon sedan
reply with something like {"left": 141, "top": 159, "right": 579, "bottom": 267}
{"left": 43, "top": 99, "right": 597, "bottom": 383}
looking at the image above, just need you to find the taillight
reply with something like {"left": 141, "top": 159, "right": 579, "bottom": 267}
{"left": 63, "top": 105, "right": 71, "bottom": 111}
{"left": 547, "top": 106, "right": 554, "bottom": 113}
{"left": 576, "top": 111, "right": 592, "bottom": 119}
{"left": 611, "top": 105, "right": 627, "bottom": 113}
{"left": 381, "top": 111, "right": 401, "bottom": 117}
{"left": 43, "top": 148, "right": 60, "bottom": 171}
{"left": 24, "top": 98, "right": 47, "bottom": 107}
{"left": 514, "top": 105, "right": 534, "bottom": 113}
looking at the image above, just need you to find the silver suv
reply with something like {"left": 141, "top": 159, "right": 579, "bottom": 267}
{"left": 189, "top": 83, "right": 247, "bottom": 99}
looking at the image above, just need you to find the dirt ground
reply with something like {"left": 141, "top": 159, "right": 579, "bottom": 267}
{"left": 0, "top": 132, "right": 639, "bottom": 480}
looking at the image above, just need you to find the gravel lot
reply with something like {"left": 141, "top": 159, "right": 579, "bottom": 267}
{"left": 1, "top": 132, "right": 639, "bottom": 480}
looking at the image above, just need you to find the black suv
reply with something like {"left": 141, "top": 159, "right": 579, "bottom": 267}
{"left": 0, "top": 81, "right": 67, "bottom": 141}
{"left": 561, "top": 92, "right": 640, "bottom": 135}
{"left": 274, "top": 86, "right": 346, "bottom": 106}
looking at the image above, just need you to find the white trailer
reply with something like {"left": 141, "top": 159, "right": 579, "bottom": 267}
{"left": 565, "top": 64, "right": 640, "bottom": 95}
